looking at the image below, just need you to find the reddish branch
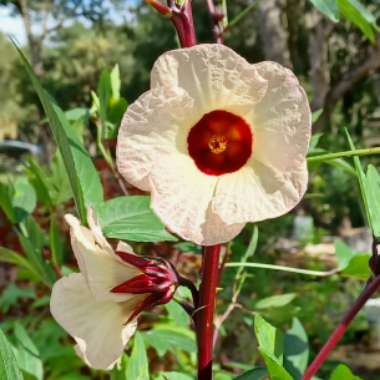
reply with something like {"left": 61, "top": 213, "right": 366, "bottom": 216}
{"left": 195, "top": 245, "right": 222, "bottom": 380}
{"left": 302, "top": 274, "right": 380, "bottom": 379}
{"left": 205, "top": 0, "right": 224, "bottom": 43}
{"left": 145, "top": 0, "right": 172, "bottom": 16}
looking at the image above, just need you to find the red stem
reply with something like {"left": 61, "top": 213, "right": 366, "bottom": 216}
{"left": 171, "top": 1, "right": 197, "bottom": 47}
{"left": 196, "top": 245, "right": 222, "bottom": 380}
{"left": 145, "top": 0, "right": 171, "bottom": 16}
{"left": 302, "top": 275, "right": 380, "bottom": 380}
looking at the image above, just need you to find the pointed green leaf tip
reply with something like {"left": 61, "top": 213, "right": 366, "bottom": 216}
{"left": 11, "top": 38, "right": 103, "bottom": 225}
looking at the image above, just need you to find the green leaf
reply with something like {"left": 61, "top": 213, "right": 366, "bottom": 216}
{"left": 97, "top": 196, "right": 177, "bottom": 242}
{"left": 344, "top": 130, "right": 372, "bottom": 232}
{"left": 309, "top": 0, "right": 340, "bottom": 22}
{"left": 25, "top": 159, "right": 53, "bottom": 208}
{"left": 12, "top": 177, "right": 37, "bottom": 223}
{"left": 18, "top": 216, "right": 56, "bottom": 286}
{"left": 14, "top": 42, "right": 103, "bottom": 224}
{"left": 284, "top": 318, "right": 309, "bottom": 380}
{"left": 160, "top": 372, "right": 193, "bottom": 380}
{"left": 337, "top": 0, "right": 379, "bottom": 42}
{"left": 165, "top": 301, "right": 191, "bottom": 327}
{"left": 175, "top": 242, "right": 201, "bottom": 253}
{"left": 126, "top": 333, "right": 149, "bottom": 380}
{"left": 330, "top": 364, "right": 363, "bottom": 380}
{"left": 0, "top": 283, "right": 35, "bottom": 313}
{"left": 334, "top": 240, "right": 370, "bottom": 279}
{"left": 254, "top": 315, "right": 293, "bottom": 380}
{"left": 366, "top": 165, "right": 380, "bottom": 238}
{"left": 13, "top": 323, "right": 43, "bottom": 380}
{"left": 0, "top": 181, "right": 15, "bottom": 222}
{"left": 98, "top": 69, "right": 111, "bottom": 125}
{"left": 143, "top": 324, "right": 196, "bottom": 357}
{"left": 0, "top": 328, "right": 23, "bottom": 380}
{"left": 110, "top": 64, "right": 121, "bottom": 101}
{"left": 255, "top": 293, "right": 296, "bottom": 310}
{"left": 335, "top": 239, "right": 355, "bottom": 270}
{"left": 234, "top": 368, "right": 267, "bottom": 380}
{"left": 48, "top": 152, "right": 73, "bottom": 205}
{"left": 0, "top": 247, "right": 41, "bottom": 282}
{"left": 342, "top": 254, "right": 371, "bottom": 280}
{"left": 254, "top": 315, "right": 284, "bottom": 364}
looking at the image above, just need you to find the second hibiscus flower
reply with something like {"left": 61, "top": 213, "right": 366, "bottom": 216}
{"left": 117, "top": 44, "right": 311, "bottom": 245}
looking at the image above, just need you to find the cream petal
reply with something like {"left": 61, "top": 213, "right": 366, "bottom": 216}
{"left": 50, "top": 274, "right": 143, "bottom": 370}
{"left": 149, "top": 153, "right": 217, "bottom": 245}
{"left": 249, "top": 61, "right": 311, "bottom": 173}
{"left": 151, "top": 44, "right": 268, "bottom": 115}
{"left": 212, "top": 159, "right": 308, "bottom": 224}
{"left": 116, "top": 86, "right": 198, "bottom": 192}
{"left": 65, "top": 214, "right": 141, "bottom": 302}
{"left": 200, "top": 205, "right": 246, "bottom": 245}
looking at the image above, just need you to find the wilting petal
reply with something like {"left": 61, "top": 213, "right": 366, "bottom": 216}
{"left": 65, "top": 214, "right": 141, "bottom": 302}
{"left": 151, "top": 44, "right": 268, "bottom": 115}
{"left": 116, "top": 86, "right": 198, "bottom": 191}
{"left": 50, "top": 273, "right": 144, "bottom": 370}
{"left": 212, "top": 159, "right": 308, "bottom": 224}
{"left": 150, "top": 153, "right": 217, "bottom": 245}
{"left": 249, "top": 61, "right": 311, "bottom": 173}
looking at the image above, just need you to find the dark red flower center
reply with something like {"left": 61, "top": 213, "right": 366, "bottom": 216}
{"left": 187, "top": 110, "right": 253, "bottom": 176}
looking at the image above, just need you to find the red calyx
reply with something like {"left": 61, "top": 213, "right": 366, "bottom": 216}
{"left": 111, "top": 252, "right": 179, "bottom": 314}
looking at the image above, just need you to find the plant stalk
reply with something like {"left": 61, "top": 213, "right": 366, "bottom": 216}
{"left": 196, "top": 245, "right": 222, "bottom": 380}
{"left": 171, "top": 1, "right": 197, "bottom": 48}
{"left": 307, "top": 146, "right": 380, "bottom": 163}
{"left": 302, "top": 274, "right": 380, "bottom": 380}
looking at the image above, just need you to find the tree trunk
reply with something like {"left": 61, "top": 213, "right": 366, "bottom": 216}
{"left": 257, "top": 0, "right": 292, "bottom": 68}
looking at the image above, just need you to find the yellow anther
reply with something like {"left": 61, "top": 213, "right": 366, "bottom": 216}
{"left": 208, "top": 135, "right": 228, "bottom": 154}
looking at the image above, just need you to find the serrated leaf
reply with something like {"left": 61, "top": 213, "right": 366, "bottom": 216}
{"left": 284, "top": 318, "right": 309, "bottom": 380}
{"left": 14, "top": 42, "right": 103, "bottom": 224}
{"left": 255, "top": 293, "right": 296, "bottom": 310}
{"left": 0, "top": 328, "right": 23, "bottom": 380}
{"left": 97, "top": 196, "right": 177, "bottom": 242}
{"left": 309, "top": 0, "right": 340, "bottom": 22}
{"left": 126, "top": 333, "right": 149, "bottom": 380}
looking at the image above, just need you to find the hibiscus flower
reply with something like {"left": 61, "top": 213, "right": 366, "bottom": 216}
{"left": 117, "top": 44, "right": 311, "bottom": 245}
{"left": 50, "top": 210, "right": 178, "bottom": 369}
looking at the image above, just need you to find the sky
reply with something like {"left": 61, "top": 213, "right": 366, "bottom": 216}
{"left": 0, "top": 1, "right": 134, "bottom": 46}
{"left": 0, "top": 8, "right": 26, "bottom": 44}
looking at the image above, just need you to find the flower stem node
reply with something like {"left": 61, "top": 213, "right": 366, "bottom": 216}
{"left": 50, "top": 210, "right": 178, "bottom": 371}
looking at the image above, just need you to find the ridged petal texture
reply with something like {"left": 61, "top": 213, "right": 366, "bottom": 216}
{"left": 50, "top": 211, "right": 145, "bottom": 369}
{"left": 117, "top": 44, "right": 311, "bottom": 245}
